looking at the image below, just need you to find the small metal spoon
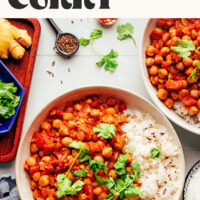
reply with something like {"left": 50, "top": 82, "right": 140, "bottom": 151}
{"left": 47, "top": 18, "right": 79, "bottom": 58}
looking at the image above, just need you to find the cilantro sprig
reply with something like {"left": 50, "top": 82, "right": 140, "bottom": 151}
{"left": 117, "top": 23, "right": 136, "bottom": 47}
{"left": 93, "top": 123, "right": 116, "bottom": 139}
{"left": 79, "top": 28, "right": 118, "bottom": 72}
{"left": 171, "top": 40, "right": 195, "bottom": 58}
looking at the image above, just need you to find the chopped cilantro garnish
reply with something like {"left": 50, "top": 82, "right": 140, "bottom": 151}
{"left": 68, "top": 141, "right": 84, "bottom": 149}
{"left": 114, "top": 154, "right": 128, "bottom": 175}
{"left": 72, "top": 168, "right": 88, "bottom": 177}
{"left": 150, "top": 148, "right": 162, "bottom": 159}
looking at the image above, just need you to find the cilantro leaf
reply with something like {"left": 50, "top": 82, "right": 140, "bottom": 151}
{"left": 79, "top": 149, "right": 91, "bottom": 162}
{"left": 56, "top": 174, "right": 84, "bottom": 198}
{"left": 90, "top": 28, "right": 103, "bottom": 40}
{"left": 131, "top": 161, "right": 140, "bottom": 180}
{"left": 150, "top": 148, "right": 162, "bottom": 159}
{"left": 72, "top": 168, "right": 88, "bottom": 177}
{"left": 171, "top": 40, "right": 195, "bottom": 58}
{"left": 124, "top": 182, "right": 142, "bottom": 198}
{"left": 93, "top": 123, "right": 116, "bottom": 139}
{"left": 107, "top": 49, "right": 118, "bottom": 58}
{"left": 68, "top": 141, "right": 84, "bottom": 149}
{"left": 117, "top": 23, "right": 136, "bottom": 46}
{"left": 114, "top": 154, "right": 128, "bottom": 175}
{"left": 89, "top": 160, "right": 108, "bottom": 173}
{"left": 79, "top": 37, "right": 90, "bottom": 46}
{"left": 105, "top": 59, "right": 118, "bottom": 72}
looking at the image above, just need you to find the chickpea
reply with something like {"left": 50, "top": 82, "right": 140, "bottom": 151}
{"left": 176, "top": 62, "right": 185, "bottom": 71}
{"left": 160, "top": 47, "right": 170, "bottom": 57}
{"left": 59, "top": 125, "right": 69, "bottom": 136}
{"left": 38, "top": 175, "right": 50, "bottom": 187}
{"left": 182, "top": 80, "right": 188, "bottom": 89}
{"left": 41, "top": 156, "right": 51, "bottom": 162}
{"left": 149, "top": 65, "right": 158, "bottom": 76}
{"left": 30, "top": 143, "right": 39, "bottom": 153}
{"left": 183, "top": 57, "right": 193, "bottom": 67}
{"left": 61, "top": 137, "right": 72, "bottom": 147}
{"left": 158, "top": 69, "right": 168, "bottom": 79}
{"left": 191, "top": 30, "right": 198, "bottom": 40}
{"left": 94, "top": 155, "right": 104, "bottom": 163}
{"left": 91, "top": 182, "right": 98, "bottom": 188}
{"left": 162, "top": 32, "right": 170, "bottom": 43}
{"left": 63, "top": 113, "right": 73, "bottom": 121}
{"left": 68, "top": 120, "right": 76, "bottom": 129}
{"left": 157, "top": 89, "right": 168, "bottom": 100}
{"left": 157, "top": 84, "right": 165, "bottom": 89}
{"left": 197, "top": 99, "right": 200, "bottom": 109}
{"left": 168, "top": 73, "right": 174, "bottom": 79}
{"left": 74, "top": 103, "right": 82, "bottom": 111}
{"left": 190, "top": 90, "right": 199, "bottom": 98}
{"left": 102, "top": 147, "right": 112, "bottom": 159}
{"left": 90, "top": 109, "right": 101, "bottom": 117}
{"left": 164, "top": 98, "right": 175, "bottom": 108}
{"left": 93, "top": 187, "right": 102, "bottom": 196}
{"left": 188, "top": 106, "right": 199, "bottom": 115}
{"left": 150, "top": 76, "right": 159, "bottom": 85}
{"left": 41, "top": 121, "right": 51, "bottom": 131}
{"left": 154, "top": 55, "right": 163, "bottom": 64}
{"left": 26, "top": 157, "right": 36, "bottom": 167}
{"left": 169, "top": 28, "right": 176, "bottom": 38}
{"left": 185, "top": 67, "right": 194, "bottom": 76}
{"left": 108, "top": 169, "right": 117, "bottom": 179}
{"left": 182, "top": 35, "right": 191, "bottom": 40}
{"left": 145, "top": 57, "right": 154, "bottom": 67}
{"left": 30, "top": 180, "right": 37, "bottom": 190}
{"left": 104, "top": 107, "right": 115, "bottom": 115}
{"left": 33, "top": 172, "right": 41, "bottom": 182}
{"left": 170, "top": 36, "right": 180, "bottom": 46}
{"left": 146, "top": 45, "right": 155, "bottom": 57}
{"left": 52, "top": 119, "right": 63, "bottom": 129}
{"left": 84, "top": 178, "right": 92, "bottom": 184}
{"left": 178, "top": 89, "right": 189, "bottom": 100}
{"left": 171, "top": 92, "right": 178, "bottom": 100}
{"left": 102, "top": 115, "right": 114, "bottom": 123}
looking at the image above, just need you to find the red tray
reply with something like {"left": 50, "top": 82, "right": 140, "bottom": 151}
{"left": 0, "top": 19, "right": 41, "bottom": 162}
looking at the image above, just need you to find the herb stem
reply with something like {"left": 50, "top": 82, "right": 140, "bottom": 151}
{"left": 65, "top": 144, "right": 85, "bottom": 177}
{"left": 131, "top": 36, "right": 137, "bottom": 47}
{"left": 91, "top": 39, "right": 105, "bottom": 57}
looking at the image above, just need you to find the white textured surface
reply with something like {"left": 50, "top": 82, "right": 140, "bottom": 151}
{"left": 0, "top": 19, "right": 199, "bottom": 182}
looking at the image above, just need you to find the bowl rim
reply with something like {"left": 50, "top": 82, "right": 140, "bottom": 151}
{"left": 15, "top": 85, "right": 185, "bottom": 200}
{"left": 0, "top": 60, "right": 25, "bottom": 134}
{"left": 182, "top": 159, "right": 200, "bottom": 200}
{"left": 139, "top": 18, "right": 200, "bottom": 135}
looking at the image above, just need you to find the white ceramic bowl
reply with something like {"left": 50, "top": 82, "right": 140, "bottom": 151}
{"left": 140, "top": 19, "right": 200, "bottom": 135}
{"left": 15, "top": 86, "right": 185, "bottom": 200}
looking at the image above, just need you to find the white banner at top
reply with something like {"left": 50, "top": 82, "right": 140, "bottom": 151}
{"left": 1, "top": 0, "right": 200, "bottom": 18}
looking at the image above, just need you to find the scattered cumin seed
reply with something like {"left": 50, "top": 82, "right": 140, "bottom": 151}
{"left": 46, "top": 70, "right": 54, "bottom": 78}
{"left": 71, "top": 20, "right": 74, "bottom": 24}
{"left": 53, "top": 46, "right": 56, "bottom": 50}
{"left": 68, "top": 68, "right": 71, "bottom": 72}
{"left": 52, "top": 61, "right": 55, "bottom": 67}
{"left": 61, "top": 80, "right": 63, "bottom": 84}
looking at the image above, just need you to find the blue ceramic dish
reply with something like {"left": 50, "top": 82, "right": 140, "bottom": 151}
{"left": 0, "top": 60, "right": 25, "bottom": 134}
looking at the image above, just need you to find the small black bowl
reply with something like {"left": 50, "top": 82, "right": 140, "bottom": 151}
{"left": 183, "top": 160, "right": 200, "bottom": 200}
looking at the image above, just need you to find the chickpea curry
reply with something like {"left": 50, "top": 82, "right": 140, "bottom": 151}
{"left": 24, "top": 96, "right": 142, "bottom": 200}
{"left": 146, "top": 18, "right": 200, "bottom": 115}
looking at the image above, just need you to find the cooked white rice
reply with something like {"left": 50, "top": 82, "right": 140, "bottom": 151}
{"left": 122, "top": 109, "right": 180, "bottom": 200}
{"left": 173, "top": 101, "right": 200, "bottom": 128}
